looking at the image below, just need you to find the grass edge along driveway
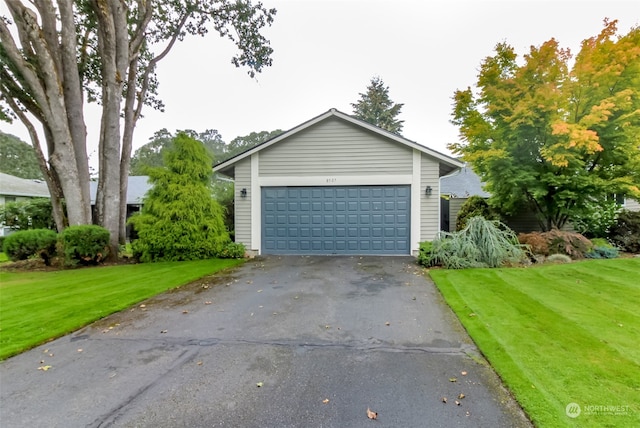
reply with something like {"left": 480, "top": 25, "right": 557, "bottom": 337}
{"left": 0, "top": 258, "right": 243, "bottom": 360}
{"left": 430, "top": 259, "right": 640, "bottom": 428}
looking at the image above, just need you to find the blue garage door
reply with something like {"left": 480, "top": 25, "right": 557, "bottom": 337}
{"left": 262, "top": 186, "right": 410, "bottom": 255}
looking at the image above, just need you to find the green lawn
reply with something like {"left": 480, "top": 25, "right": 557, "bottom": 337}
{"left": 430, "top": 259, "right": 640, "bottom": 427}
{"left": 0, "top": 258, "right": 243, "bottom": 360}
{"left": 0, "top": 252, "right": 8, "bottom": 263}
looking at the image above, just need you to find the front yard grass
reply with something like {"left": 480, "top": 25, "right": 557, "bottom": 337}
{"left": 0, "top": 258, "right": 243, "bottom": 360}
{"left": 430, "top": 259, "right": 640, "bottom": 427}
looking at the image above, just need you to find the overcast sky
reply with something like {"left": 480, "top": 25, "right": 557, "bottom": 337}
{"left": 1, "top": 0, "right": 638, "bottom": 167}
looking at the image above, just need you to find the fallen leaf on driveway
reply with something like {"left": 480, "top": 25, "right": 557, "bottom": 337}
{"left": 205, "top": 301, "right": 212, "bottom": 305}
{"left": 455, "top": 400, "right": 461, "bottom": 406}
{"left": 182, "top": 310, "right": 189, "bottom": 314}
{"left": 140, "top": 304, "right": 146, "bottom": 308}
{"left": 441, "top": 397, "right": 447, "bottom": 403}
{"left": 385, "top": 321, "right": 390, "bottom": 326}
{"left": 458, "top": 393, "right": 465, "bottom": 399}
{"left": 256, "top": 382, "right": 264, "bottom": 387}
{"left": 366, "top": 407, "right": 378, "bottom": 420}
{"left": 322, "top": 398, "right": 330, "bottom": 404}
{"left": 449, "top": 377, "right": 457, "bottom": 382}
{"left": 160, "top": 330, "right": 168, "bottom": 334}
{"left": 38, "top": 365, "right": 52, "bottom": 371}
{"left": 461, "top": 371, "right": 468, "bottom": 376}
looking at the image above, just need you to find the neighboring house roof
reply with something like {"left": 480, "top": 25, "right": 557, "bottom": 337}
{"left": 440, "top": 165, "right": 490, "bottom": 198}
{"left": 213, "top": 108, "right": 463, "bottom": 177}
{"left": 0, "top": 172, "right": 50, "bottom": 198}
{"left": 89, "top": 176, "right": 151, "bottom": 205}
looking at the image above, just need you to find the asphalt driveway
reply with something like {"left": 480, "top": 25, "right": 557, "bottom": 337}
{"left": 0, "top": 256, "right": 531, "bottom": 427}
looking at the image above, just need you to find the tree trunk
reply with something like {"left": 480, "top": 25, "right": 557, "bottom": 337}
{"left": 93, "top": 0, "right": 129, "bottom": 260}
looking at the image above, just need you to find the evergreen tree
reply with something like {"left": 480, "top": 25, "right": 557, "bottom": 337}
{"left": 0, "top": 132, "right": 44, "bottom": 179}
{"left": 351, "top": 77, "right": 404, "bottom": 134}
{"left": 129, "top": 133, "right": 229, "bottom": 262}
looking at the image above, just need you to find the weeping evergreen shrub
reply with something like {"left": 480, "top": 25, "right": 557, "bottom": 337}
{"left": 431, "top": 216, "right": 528, "bottom": 269}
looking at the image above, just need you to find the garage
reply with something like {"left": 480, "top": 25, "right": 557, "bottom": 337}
{"left": 262, "top": 185, "right": 410, "bottom": 255}
{"left": 212, "top": 108, "right": 463, "bottom": 256}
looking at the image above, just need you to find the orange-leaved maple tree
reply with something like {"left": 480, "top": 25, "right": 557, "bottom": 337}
{"left": 450, "top": 19, "right": 640, "bottom": 231}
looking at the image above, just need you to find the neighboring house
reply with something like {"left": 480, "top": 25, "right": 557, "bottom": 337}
{"left": 89, "top": 175, "right": 151, "bottom": 219}
{"left": 440, "top": 165, "right": 490, "bottom": 232}
{"left": 213, "top": 108, "right": 463, "bottom": 256}
{"left": 440, "top": 165, "right": 640, "bottom": 233}
{"left": 0, "top": 172, "right": 50, "bottom": 236}
{"left": 624, "top": 198, "right": 640, "bottom": 211}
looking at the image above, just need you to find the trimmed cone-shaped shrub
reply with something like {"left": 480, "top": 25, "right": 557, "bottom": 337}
{"left": 129, "top": 133, "right": 229, "bottom": 262}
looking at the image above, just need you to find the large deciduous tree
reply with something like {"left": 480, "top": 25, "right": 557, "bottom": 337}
{"left": 0, "top": 0, "right": 276, "bottom": 258}
{"left": 351, "top": 76, "right": 404, "bottom": 135}
{"left": 450, "top": 20, "right": 640, "bottom": 231}
{"left": 223, "top": 129, "right": 282, "bottom": 160}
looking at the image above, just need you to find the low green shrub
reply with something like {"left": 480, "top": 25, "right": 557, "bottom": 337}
{"left": 60, "top": 225, "right": 110, "bottom": 265}
{"left": 417, "top": 241, "right": 436, "bottom": 267}
{"left": 608, "top": 210, "right": 640, "bottom": 253}
{"left": 218, "top": 241, "right": 246, "bottom": 259}
{"left": 455, "top": 197, "right": 500, "bottom": 231}
{"left": 2, "top": 229, "right": 58, "bottom": 265}
{"left": 590, "top": 238, "right": 613, "bottom": 248}
{"left": 432, "top": 216, "right": 528, "bottom": 269}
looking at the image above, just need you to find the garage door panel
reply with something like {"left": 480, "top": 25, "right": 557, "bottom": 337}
{"left": 262, "top": 185, "right": 410, "bottom": 255}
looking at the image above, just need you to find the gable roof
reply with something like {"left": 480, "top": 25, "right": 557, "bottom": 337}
{"left": 0, "top": 173, "right": 50, "bottom": 198}
{"left": 213, "top": 108, "right": 463, "bottom": 177}
{"left": 440, "top": 165, "right": 490, "bottom": 198}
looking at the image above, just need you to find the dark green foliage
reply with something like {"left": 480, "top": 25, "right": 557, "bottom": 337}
{"left": 218, "top": 242, "right": 246, "bottom": 259}
{"left": 212, "top": 179, "right": 235, "bottom": 239}
{"left": 432, "top": 217, "right": 528, "bottom": 269}
{"left": 0, "top": 198, "right": 55, "bottom": 232}
{"left": 455, "top": 197, "right": 500, "bottom": 231}
{"left": 129, "top": 133, "right": 230, "bottom": 262}
{"left": 0, "top": 132, "right": 44, "bottom": 179}
{"left": 518, "top": 230, "right": 592, "bottom": 259}
{"left": 351, "top": 76, "right": 404, "bottom": 134}
{"left": 3, "top": 229, "right": 57, "bottom": 265}
{"left": 60, "top": 225, "right": 110, "bottom": 265}
{"left": 222, "top": 130, "right": 283, "bottom": 161}
{"left": 608, "top": 210, "right": 640, "bottom": 253}
{"left": 417, "top": 241, "right": 435, "bottom": 267}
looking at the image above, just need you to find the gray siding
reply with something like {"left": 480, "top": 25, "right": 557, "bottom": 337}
{"left": 234, "top": 158, "right": 252, "bottom": 248}
{"left": 420, "top": 154, "right": 440, "bottom": 241}
{"left": 448, "top": 198, "right": 466, "bottom": 232}
{"left": 625, "top": 198, "right": 640, "bottom": 211}
{"left": 259, "top": 118, "right": 412, "bottom": 176}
